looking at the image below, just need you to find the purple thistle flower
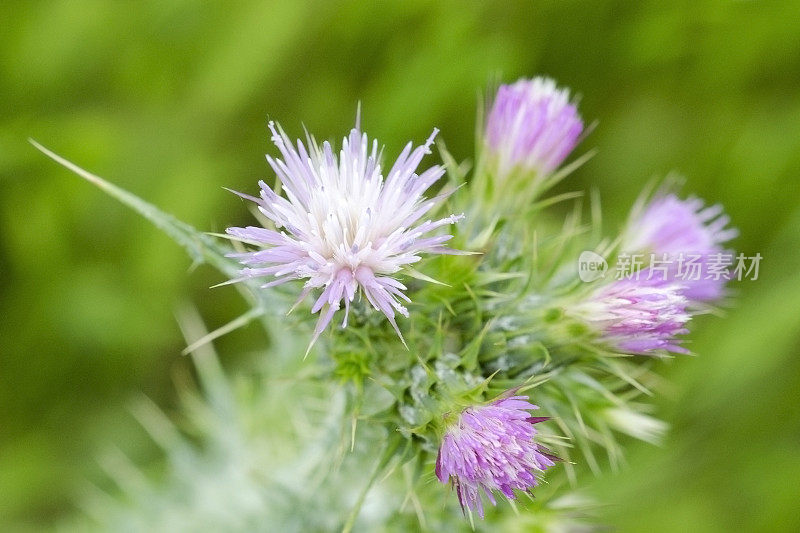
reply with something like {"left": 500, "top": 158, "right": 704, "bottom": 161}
{"left": 624, "top": 194, "right": 738, "bottom": 302}
{"left": 575, "top": 277, "right": 691, "bottom": 355}
{"left": 485, "top": 77, "right": 584, "bottom": 178}
{"left": 225, "top": 118, "right": 463, "bottom": 349}
{"left": 436, "top": 394, "right": 557, "bottom": 518}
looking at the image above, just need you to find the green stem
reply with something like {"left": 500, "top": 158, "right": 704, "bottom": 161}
{"left": 341, "top": 434, "right": 403, "bottom": 533}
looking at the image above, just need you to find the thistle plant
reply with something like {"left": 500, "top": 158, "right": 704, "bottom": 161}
{"left": 35, "top": 75, "right": 738, "bottom": 531}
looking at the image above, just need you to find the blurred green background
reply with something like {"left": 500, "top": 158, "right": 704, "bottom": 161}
{"left": 2, "top": 0, "right": 799, "bottom": 530}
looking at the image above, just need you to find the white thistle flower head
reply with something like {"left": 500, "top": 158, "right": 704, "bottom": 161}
{"left": 225, "top": 116, "right": 463, "bottom": 351}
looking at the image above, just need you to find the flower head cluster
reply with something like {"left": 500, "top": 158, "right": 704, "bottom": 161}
{"left": 485, "top": 77, "right": 584, "bottom": 179}
{"left": 225, "top": 120, "right": 463, "bottom": 348}
{"left": 436, "top": 394, "right": 557, "bottom": 517}
{"left": 624, "top": 194, "right": 738, "bottom": 302}
{"left": 574, "top": 276, "right": 691, "bottom": 355}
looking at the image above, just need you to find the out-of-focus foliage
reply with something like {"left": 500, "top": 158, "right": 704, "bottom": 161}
{"left": 1, "top": 1, "right": 799, "bottom": 531}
